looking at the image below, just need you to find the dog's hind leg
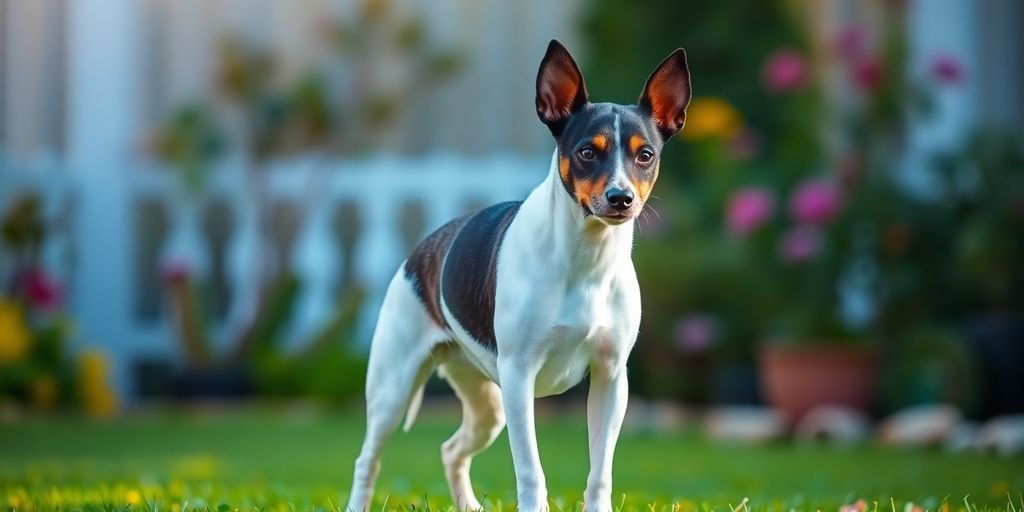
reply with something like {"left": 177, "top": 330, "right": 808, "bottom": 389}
{"left": 346, "top": 273, "right": 441, "bottom": 512}
{"left": 440, "top": 359, "right": 506, "bottom": 511}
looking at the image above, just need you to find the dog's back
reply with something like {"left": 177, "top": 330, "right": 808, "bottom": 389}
{"left": 405, "top": 201, "right": 522, "bottom": 350}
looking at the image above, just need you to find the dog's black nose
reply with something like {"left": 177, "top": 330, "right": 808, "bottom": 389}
{"left": 605, "top": 188, "right": 634, "bottom": 211}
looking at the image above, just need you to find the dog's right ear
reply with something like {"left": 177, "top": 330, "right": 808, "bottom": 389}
{"left": 536, "top": 40, "right": 588, "bottom": 136}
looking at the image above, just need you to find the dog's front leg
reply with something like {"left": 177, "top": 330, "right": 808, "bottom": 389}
{"left": 583, "top": 359, "right": 629, "bottom": 512}
{"left": 498, "top": 358, "right": 548, "bottom": 512}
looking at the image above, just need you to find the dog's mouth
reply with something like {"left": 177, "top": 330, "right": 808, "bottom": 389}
{"left": 579, "top": 199, "right": 639, "bottom": 225}
{"left": 594, "top": 211, "right": 634, "bottom": 225}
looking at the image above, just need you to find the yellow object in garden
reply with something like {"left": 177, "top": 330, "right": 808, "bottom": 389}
{"left": 78, "top": 350, "right": 119, "bottom": 418}
{"left": 681, "top": 97, "right": 744, "bottom": 141}
{"left": 0, "top": 298, "right": 32, "bottom": 364}
{"left": 124, "top": 490, "right": 142, "bottom": 506}
{"left": 31, "top": 374, "right": 60, "bottom": 410}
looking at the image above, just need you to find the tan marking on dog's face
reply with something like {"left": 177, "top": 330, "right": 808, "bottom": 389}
{"left": 591, "top": 134, "right": 608, "bottom": 152}
{"left": 574, "top": 174, "right": 609, "bottom": 210}
{"left": 633, "top": 161, "right": 659, "bottom": 203}
{"left": 559, "top": 156, "right": 570, "bottom": 181}
{"left": 629, "top": 135, "right": 646, "bottom": 154}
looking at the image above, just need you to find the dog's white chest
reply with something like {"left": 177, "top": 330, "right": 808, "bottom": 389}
{"left": 532, "top": 282, "right": 623, "bottom": 397}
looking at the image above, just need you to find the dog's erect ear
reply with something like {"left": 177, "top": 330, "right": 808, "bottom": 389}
{"left": 536, "top": 40, "right": 588, "bottom": 136}
{"left": 638, "top": 49, "right": 692, "bottom": 140}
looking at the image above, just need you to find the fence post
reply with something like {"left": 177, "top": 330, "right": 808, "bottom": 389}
{"left": 66, "top": 0, "right": 144, "bottom": 400}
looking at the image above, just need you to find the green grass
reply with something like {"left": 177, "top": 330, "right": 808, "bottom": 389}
{"left": 1, "top": 407, "right": 1021, "bottom": 511}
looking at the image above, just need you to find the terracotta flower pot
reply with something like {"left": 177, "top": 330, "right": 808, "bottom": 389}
{"left": 759, "top": 343, "right": 878, "bottom": 422}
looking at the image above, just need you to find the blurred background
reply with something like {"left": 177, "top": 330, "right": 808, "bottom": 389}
{"left": 0, "top": 0, "right": 1022, "bottom": 448}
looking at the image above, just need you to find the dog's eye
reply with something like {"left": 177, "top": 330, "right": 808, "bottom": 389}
{"left": 578, "top": 147, "right": 595, "bottom": 160}
{"left": 637, "top": 149, "right": 655, "bottom": 165}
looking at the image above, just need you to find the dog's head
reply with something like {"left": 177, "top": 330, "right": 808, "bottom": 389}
{"left": 536, "top": 40, "right": 691, "bottom": 225}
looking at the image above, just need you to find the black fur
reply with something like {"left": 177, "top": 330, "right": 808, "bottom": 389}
{"left": 404, "top": 214, "right": 472, "bottom": 328}
{"left": 440, "top": 201, "right": 522, "bottom": 351}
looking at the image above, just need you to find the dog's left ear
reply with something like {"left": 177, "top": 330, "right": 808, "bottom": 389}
{"left": 536, "top": 40, "right": 589, "bottom": 136}
{"left": 638, "top": 49, "right": 692, "bottom": 140}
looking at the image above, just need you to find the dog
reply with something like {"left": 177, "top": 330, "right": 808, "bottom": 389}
{"left": 346, "top": 40, "right": 691, "bottom": 512}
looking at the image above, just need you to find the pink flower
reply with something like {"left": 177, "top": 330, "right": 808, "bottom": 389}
{"left": 726, "top": 187, "right": 775, "bottom": 237}
{"left": 19, "top": 267, "right": 62, "bottom": 311}
{"left": 852, "top": 57, "right": 883, "bottom": 92}
{"left": 779, "top": 226, "right": 822, "bottom": 264}
{"left": 762, "top": 49, "right": 808, "bottom": 94}
{"left": 160, "top": 260, "right": 192, "bottom": 284}
{"left": 789, "top": 179, "right": 842, "bottom": 225}
{"left": 834, "top": 26, "right": 867, "bottom": 60}
{"left": 930, "top": 54, "right": 963, "bottom": 85}
{"left": 674, "top": 313, "right": 718, "bottom": 353}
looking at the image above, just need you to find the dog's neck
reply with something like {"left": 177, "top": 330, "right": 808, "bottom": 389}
{"left": 518, "top": 150, "right": 635, "bottom": 279}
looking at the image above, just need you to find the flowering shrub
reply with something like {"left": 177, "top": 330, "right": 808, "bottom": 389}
{"left": 0, "top": 194, "right": 117, "bottom": 416}
{"left": 718, "top": 2, "right": 982, "bottom": 344}
{"left": 638, "top": 1, "right": 980, "bottom": 354}
{"left": 586, "top": 1, "right": 1005, "bottom": 405}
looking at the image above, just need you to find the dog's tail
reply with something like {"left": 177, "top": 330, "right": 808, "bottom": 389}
{"left": 402, "top": 382, "right": 426, "bottom": 432}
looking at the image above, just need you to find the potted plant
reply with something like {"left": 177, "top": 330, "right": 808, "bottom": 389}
{"left": 719, "top": 173, "right": 879, "bottom": 422}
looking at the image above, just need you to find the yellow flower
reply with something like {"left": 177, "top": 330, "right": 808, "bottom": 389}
{"left": 7, "top": 494, "right": 25, "bottom": 510}
{"left": 31, "top": 374, "right": 60, "bottom": 410}
{"left": 0, "top": 298, "right": 32, "bottom": 364}
{"left": 78, "top": 350, "right": 119, "bottom": 418}
{"left": 681, "top": 97, "right": 744, "bottom": 141}
{"left": 125, "top": 489, "right": 142, "bottom": 505}
{"left": 81, "top": 353, "right": 107, "bottom": 385}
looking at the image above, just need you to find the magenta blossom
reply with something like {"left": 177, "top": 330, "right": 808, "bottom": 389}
{"left": 779, "top": 226, "right": 822, "bottom": 264}
{"left": 852, "top": 57, "right": 883, "bottom": 92}
{"left": 674, "top": 313, "right": 718, "bottom": 353}
{"left": 789, "top": 179, "right": 842, "bottom": 225}
{"left": 19, "top": 267, "right": 62, "bottom": 311}
{"left": 930, "top": 55, "right": 963, "bottom": 85}
{"left": 762, "top": 49, "right": 808, "bottom": 94}
{"left": 726, "top": 187, "right": 775, "bottom": 236}
{"left": 834, "top": 25, "right": 867, "bottom": 60}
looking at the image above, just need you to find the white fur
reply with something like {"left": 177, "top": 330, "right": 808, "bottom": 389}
{"left": 607, "top": 114, "right": 634, "bottom": 198}
{"left": 346, "top": 149, "right": 641, "bottom": 512}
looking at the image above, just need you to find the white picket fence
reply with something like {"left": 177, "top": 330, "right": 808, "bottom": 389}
{"left": 0, "top": 152, "right": 548, "bottom": 398}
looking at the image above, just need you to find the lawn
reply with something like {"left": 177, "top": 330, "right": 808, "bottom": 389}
{"left": 1, "top": 407, "right": 1021, "bottom": 511}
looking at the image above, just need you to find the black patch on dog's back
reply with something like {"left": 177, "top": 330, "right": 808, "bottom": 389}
{"left": 404, "top": 214, "right": 472, "bottom": 328}
{"left": 441, "top": 201, "right": 522, "bottom": 350}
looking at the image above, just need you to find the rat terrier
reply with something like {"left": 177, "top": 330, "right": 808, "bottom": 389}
{"left": 346, "top": 39, "right": 691, "bottom": 512}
